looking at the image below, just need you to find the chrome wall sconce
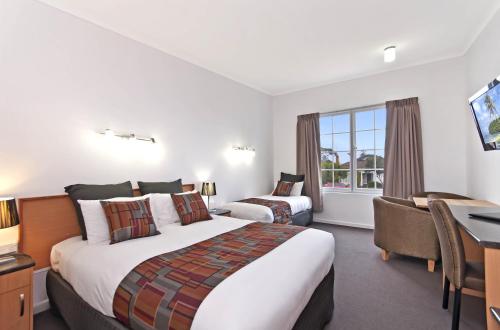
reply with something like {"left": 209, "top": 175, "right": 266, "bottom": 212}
{"left": 99, "top": 129, "right": 156, "bottom": 143}
{"left": 232, "top": 145, "right": 255, "bottom": 152}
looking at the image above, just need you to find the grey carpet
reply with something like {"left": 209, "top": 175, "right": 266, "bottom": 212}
{"left": 35, "top": 223, "right": 485, "bottom": 330}
{"left": 313, "top": 223, "right": 485, "bottom": 330}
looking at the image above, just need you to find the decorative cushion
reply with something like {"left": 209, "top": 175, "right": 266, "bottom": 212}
{"left": 280, "top": 172, "right": 306, "bottom": 195}
{"left": 272, "top": 181, "right": 295, "bottom": 196}
{"left": 79, "top": 195, "right": 157, "bottom": 245}
{"left": 171, "top": 191, "right": 212, "bottom": 225}
{"left": 137, "top": 179, "right": 183, "bottom": 195}
{"left": 65, "top": 181, "right": 134, "bottom": 240}
{"left": 100, "top": 199, "right": 160, "bottom": 244}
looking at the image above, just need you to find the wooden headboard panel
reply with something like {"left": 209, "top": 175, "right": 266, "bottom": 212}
{"left": 18, "top": 184, "right": 195, "bottom": 270}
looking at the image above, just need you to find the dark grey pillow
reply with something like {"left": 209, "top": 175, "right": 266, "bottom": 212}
{"left": 64, "top": 181, "right": 134, "bottom": 240}
{"left": 137, "top": 179, "right": 183, "bottom": 195}
{"left": 280, "top": 172, "right": 306, "bottom": 195}
{"left": 280, "top": 172, "right": 305, "bottom": 182}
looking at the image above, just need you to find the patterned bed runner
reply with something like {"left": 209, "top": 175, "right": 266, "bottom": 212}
{"left": 113, "top": 222, "right": 305, "bottom": 330}
{"left": 238, "top": 198, "right": 293, "bottom": 224}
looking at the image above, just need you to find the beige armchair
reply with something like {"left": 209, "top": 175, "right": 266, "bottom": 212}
{"left": 373, "top": 196, "right": 441, "bottom": 272}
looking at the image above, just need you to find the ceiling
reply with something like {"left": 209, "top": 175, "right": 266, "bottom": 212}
{"left": 38, "top": 0, "right": 500, "bottom": 95}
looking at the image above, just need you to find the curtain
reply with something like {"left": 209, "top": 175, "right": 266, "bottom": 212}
{"left": 383, "top": 97, "right": 425, "bottom": 198}
{"left": 297, "top": 113, "right": 323, "bottom": 211}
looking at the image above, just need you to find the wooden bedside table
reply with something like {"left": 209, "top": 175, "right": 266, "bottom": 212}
{"left": 210, "top": 208, "right": 232, "bottom": 217}
{"left": 0, "top": 253, "right": 35, "bottom": 330}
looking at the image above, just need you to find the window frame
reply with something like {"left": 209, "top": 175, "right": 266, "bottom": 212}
{"left": 320, "top": 103, "right": 386, "bottom": 194}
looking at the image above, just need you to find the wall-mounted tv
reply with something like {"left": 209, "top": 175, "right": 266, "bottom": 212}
{"left": 469, "top": 76, "right": 500, "bottom": 151}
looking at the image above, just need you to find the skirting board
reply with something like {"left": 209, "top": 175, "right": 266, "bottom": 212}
{"left": 34, "top": 267, "right": 51, "bottom": 314}
{"left": 35, "top": 299, "right": 50, "bottom": 314}
{"left": 314, "top": 217, "right": 374, "bottom": 230}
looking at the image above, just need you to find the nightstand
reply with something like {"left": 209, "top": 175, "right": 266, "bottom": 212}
{"left": 0, "top": 253, "right": 35, "bottom": 330}
{"left": 210, "top": 208, "right": 232, "bottom": 217}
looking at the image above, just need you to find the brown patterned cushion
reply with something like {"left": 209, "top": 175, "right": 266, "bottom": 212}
{"left": 272, "top": 181, "right": 295, "bottom": 196}
{"left": 100, "top": 199, "right": 159, "bottom": 244}
{"left": 171, "top": 191, "right": 212, "bottom": 225}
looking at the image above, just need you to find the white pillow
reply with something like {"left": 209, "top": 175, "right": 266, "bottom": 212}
{"left": 290, "top": 181, "right": 304, "bottom": 196}
{"left": 78, "top": 195, "right": 154, "bottom": 245}
{"left": 147, "top": 191, "right": 197, "bottom": 227}
{"left": 148, "top": 193, "right": 182, "bottom": 227}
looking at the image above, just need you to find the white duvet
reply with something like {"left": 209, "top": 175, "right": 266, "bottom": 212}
{"left": 223, "top": 195, "right": 312, "bottom": 222}
{"left": 51, "top": 216, "right": 334, "bottom": 330}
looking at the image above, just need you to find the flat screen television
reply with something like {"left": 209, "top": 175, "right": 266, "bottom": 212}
{"left": 469, "top": 76, "right": 500, "bottom": 151}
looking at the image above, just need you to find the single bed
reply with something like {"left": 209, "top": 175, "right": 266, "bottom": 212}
{"left": 19, "top": 186, "right": 334, "bottom": 330}
{"left": 224, "top": 195, "right": 313, "bottom": 226}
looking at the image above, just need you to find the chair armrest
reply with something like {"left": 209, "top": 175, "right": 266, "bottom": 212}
{"left": 382, "top": 196, "right": 417, "bottom": 208}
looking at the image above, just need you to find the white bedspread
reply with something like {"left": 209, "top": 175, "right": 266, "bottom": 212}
{"left": 50, "top": 216, "right": 334, "bottom": 330}
{"left": 223, "top": 195, "right": 312, "bottom": 222}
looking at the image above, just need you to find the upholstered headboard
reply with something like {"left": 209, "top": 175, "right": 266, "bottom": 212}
{"left": 18, "top": 184, "right": 195, "bottom": 270}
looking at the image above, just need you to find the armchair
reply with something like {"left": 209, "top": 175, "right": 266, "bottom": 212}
{"left": 373, "top": 196, "right": 441, "bottom": 272}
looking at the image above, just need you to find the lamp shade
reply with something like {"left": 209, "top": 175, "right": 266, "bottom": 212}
{"left": 0, "top": 197, "right": 19, "bottom": 229}
{"left": 201, "top": 182, "right": 216, "bottom": 196}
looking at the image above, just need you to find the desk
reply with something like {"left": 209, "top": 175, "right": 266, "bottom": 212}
{"left": 413, "top": 197, "right": 497, "bottom": 209}
{"left": 449, "top": 204, "right": 500, "bottom": 330}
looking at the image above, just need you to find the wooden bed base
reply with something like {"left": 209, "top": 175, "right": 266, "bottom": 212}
{"left": 18, "top": 184, "right": 195, "bottom": 270}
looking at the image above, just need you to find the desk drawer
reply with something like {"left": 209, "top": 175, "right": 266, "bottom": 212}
{"left": 0, "top": 285, "right": 31, "bottom": 330}
{"left": 0, "top": 268, "right": 32, "bottom": 294}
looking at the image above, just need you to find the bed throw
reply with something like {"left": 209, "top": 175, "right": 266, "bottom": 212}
{"left": 238, "top": 198, "right": 293, "bottom": 224}
{"left": 113, "top": 222, "right": 305, "bottom": 330}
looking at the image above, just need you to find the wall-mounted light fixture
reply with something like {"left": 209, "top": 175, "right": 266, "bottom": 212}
{"left": 232, "top": 145, "right": 255, "bottom": 152}
{"left": 98, "top": 129, "right": 156, "bottom": 143}
{"left": 224, "top": 145, "right": 256, "bottom": 166}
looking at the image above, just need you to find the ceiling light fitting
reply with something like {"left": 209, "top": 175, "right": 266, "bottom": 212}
{"left": 384, "top": 46, "right": 396, "bottom": 63}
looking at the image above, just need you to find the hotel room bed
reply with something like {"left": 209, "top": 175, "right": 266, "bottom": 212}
{"left": 224, "top": 195, "right": 314, "bottom": 226}
{"left": 18, "top": 184, "right": 333, "bottom": 330}
{"left": 47, "top": 216, "right": 335, "bottom": 330}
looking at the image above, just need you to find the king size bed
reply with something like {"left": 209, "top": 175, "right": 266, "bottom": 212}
{"left": 19, "top": 183, "right": 335, "bottom": 330}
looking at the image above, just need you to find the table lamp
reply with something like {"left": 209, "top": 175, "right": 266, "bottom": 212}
{"left": 0, "top": 197, "right": 19, "bottom": 264}
{"left": 201, "top": 182, "right": 216, "bottom": 211}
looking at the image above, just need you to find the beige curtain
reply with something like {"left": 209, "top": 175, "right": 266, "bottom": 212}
{"left": 297, "top": 113, "right": 323, "bottom": 211}
{"left": 383, "top": 97, "right": 425, "bottom": 198}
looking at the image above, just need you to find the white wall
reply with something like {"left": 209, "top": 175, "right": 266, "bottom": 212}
{"left": 0, "top": 0, "right": 273, "bottom": 312}
{"left": 272, "top": 58, "right": 469, "bottom": 227}
{"left": 0, "top": 0, "right": 273, "bottom": 202}
{"left": 465, "top": 10, "right": 500, "bottom": 204}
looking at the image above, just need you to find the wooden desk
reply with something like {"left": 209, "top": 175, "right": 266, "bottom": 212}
{"left": 413, "top": 197, "right": 497, "bottom": 209}
{"left": 448, "top": 204, "right": 500, "bottom": 330}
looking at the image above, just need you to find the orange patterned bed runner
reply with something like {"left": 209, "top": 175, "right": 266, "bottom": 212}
{"left": 113, "top": 222, "right": 305, "bottom": 330}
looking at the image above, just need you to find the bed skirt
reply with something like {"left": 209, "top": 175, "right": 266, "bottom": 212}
{"left": 46, "top": 265, "right": 334, "bottom": 330}
{"left": 292, "top": 208, "right": 313, "bottom": 226}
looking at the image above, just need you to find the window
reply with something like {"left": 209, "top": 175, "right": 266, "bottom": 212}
{"left": 320, "top": 105, "right": 386, "bottom": 192}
